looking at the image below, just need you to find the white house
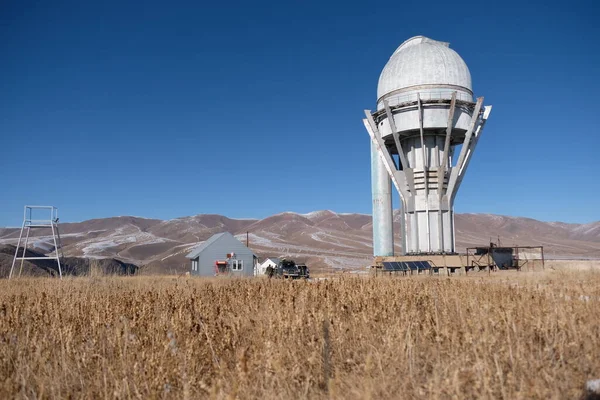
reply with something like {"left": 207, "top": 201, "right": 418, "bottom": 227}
{"left": 257, "top": 257, "right": 280, "bottom": 275}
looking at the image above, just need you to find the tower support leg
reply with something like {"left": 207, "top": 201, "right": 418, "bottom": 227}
{"left": 371, "top": 141, "right": 394, "bottom": 256}
{"left": 18, "top": 227, "right": 31, "bottom": 277}
{"left": 9, "top": 221, "right": 25, "bottom": 279}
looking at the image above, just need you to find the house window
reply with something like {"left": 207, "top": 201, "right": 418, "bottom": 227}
{"left": 231, "top": 259, "right": 243, "bottom": 271}
{"left": 192, "top": 260, "right": 198, "bottom": 271}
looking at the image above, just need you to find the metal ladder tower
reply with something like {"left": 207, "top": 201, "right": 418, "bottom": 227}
{"left": 9, "top": 206, "right": 64, "bottom": 279}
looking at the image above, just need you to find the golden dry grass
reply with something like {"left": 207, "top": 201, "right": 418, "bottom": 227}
{"left": 1, "top": 271, "right": 599, "bottom": 399}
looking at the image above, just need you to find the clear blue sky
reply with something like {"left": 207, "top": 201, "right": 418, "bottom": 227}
{"left": 1, "top": 0, "right": 598, "bottom": 226}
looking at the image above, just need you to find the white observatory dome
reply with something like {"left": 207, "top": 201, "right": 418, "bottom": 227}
{"left": 377, "top": 36, "right": 473, "bottom": 105}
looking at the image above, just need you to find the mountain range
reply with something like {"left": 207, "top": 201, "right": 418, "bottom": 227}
{"left": 0, "top": 211, "right": 599, "bottom": 274}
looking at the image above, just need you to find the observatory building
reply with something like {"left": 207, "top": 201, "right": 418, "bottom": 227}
{"left": 363, "top": 36, "right": 492, "bottom": 256}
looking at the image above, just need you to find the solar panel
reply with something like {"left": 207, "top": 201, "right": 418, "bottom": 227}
{"left": 382, "top": 262, "right": 412, "bottom": 272}
{"left": 382, "top": 262, "right": 395, "bottom": 271}
{"left": 382, "top": 261, "right": 435, "bottom": 273}
{"left": 407, "top": 261, "right": 419, "bottom": 271}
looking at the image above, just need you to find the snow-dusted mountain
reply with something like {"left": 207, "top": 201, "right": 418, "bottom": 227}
{"left": 0, "top": 212, "right": 599, "bottom": 273}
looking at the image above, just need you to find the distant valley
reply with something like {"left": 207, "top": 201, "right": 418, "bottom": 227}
{"left": 1, "top": 211, "right": 599, "bottom": 274}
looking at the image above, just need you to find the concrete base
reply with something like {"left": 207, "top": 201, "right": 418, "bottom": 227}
{"left": 372, "top": 254, "right": 546, "bottom": 275}
{"left": 372, "top": 254, "right": 465, "bottom": 276}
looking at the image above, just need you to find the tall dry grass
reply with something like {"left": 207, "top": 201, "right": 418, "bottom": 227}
{"left": 1, "top": 271, "right": 599, "bottom": 399}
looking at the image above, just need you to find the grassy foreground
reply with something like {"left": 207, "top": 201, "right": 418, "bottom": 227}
{"left": 1, "top": 272, "right": 599, "bottom": 399}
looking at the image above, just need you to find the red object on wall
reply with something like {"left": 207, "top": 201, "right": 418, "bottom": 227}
{"left": 214, "top": 260, "right": 229, "bottom": 276}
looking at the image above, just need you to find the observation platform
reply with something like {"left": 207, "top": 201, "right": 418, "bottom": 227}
{"left": 372, "top": 91, "right": 478, "bottom": 123}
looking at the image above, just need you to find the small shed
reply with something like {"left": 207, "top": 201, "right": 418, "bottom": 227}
{"left": 258, "top": 257, "right": 280, "bottom": 275}
{"left": 186, "top": 232, "right": 257, "bottom": 277}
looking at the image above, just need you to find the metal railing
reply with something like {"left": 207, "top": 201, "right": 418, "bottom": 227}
{"left": 383, "top": 90, "right": 473, "bottom": 106}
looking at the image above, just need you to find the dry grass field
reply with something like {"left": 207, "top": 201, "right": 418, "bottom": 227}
{"left": 1, "top": 270, "right": 600, "bottom": 399}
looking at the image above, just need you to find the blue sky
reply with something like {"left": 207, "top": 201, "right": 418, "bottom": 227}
{"left": 0, "top": 0, "right": 598, "bottom": 226}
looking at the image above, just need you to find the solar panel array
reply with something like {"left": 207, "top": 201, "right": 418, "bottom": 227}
{"left": 382, "top": 261, "right": 432, "bottom": 272}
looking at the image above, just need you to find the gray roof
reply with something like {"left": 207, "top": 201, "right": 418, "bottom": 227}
{"left": 186, "top": 232, "right": 229, "bottom": 259}
{"left": 264, "top": 257, "right": 280, "bottom": 265}
{"left": 185, "top": 232, "right": 257, "bottom": 259}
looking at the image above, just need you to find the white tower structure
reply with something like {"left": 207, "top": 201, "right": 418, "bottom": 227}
{"left": 364, "top": 36, "right": 492, "bottom": 255}
{"left": 10, "top": 206, "right": 63, "bottom": 279}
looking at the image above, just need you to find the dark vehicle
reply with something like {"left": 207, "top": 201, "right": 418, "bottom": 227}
{"left": 266, "top": 259, "right": 310, "bottom": 279}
